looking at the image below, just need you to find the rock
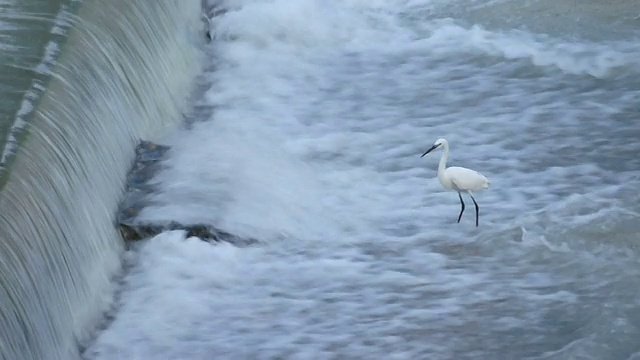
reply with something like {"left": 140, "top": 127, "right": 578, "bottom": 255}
{"left": 202, "top": 1, "right": 232, "bottom": 43}
{"left": 116, "top": 140, "right": 170, "bottom": 233}
{"left": 118, "top": 221, "right": 257, "bottom": 246}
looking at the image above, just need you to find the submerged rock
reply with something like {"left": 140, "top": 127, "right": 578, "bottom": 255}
{"left": 201, "top": 0, "right": 230, "bottom": 43}
{"left": 118, "top": 221, "right": 256, "bottom": 246}
{"left": 117, "top": 140, "right": 255, "bottom": 246}
{"left": 117, "top": 140, "right": 169, "bottom": 228}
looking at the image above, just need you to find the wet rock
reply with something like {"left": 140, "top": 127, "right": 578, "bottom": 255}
{"left": 201, "top": 0, "right": 230, "bottom": 43}
{"left": 117, "top": 140, "right": 170, "bottom": 231}
{"left": 118, "top": 221, "right": 257, "bottom": 246}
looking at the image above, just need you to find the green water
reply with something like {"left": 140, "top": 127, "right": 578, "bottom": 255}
{"left": 0, "top": 0, "right": 77, "bottom": 178}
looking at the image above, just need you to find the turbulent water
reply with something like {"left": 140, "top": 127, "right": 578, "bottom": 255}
{"left": 74, "top": 0, "right": 639, "bottom": 359}
{"left": 0, "top": 1, "right": 202, "bottom": 359}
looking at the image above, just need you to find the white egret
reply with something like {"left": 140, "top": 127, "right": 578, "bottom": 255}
{"left": 421, "top": 138, "right": 489, "bottom": 227}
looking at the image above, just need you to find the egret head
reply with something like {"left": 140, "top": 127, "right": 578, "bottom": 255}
{"left": 421, "top": 138, "right": 447, "bottom": 157}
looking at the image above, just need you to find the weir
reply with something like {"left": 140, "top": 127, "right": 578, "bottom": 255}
{"left": 0, "top": 1, "right": 202, "bottom": 359}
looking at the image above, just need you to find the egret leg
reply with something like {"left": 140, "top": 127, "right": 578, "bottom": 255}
{"left": 469, "top": 194, "right": 479, "bottom": 227}
{"left": 457, "top": 192, "right": 465, "bottom": 223}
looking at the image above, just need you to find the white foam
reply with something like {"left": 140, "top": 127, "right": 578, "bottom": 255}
{"left": 414, "top": 22, "right": 636, "bottom": 77}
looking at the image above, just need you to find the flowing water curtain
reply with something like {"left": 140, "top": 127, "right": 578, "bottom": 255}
{"left": 0, "top": 1, "right": 203, "bottom": 359}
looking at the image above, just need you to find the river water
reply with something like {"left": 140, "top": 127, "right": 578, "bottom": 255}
{"left": 9, "top": 0, "right": 640, "bottom": 359}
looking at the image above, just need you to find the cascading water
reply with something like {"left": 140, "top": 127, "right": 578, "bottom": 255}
{"left": 0, "top": 1, "right": 203, "bottom": 359}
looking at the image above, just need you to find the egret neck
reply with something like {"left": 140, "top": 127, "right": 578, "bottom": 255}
{"left": 437, "top": 141, "right": 452, "bottom": 190}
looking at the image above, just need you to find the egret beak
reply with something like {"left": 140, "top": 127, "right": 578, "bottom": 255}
{"left": 420, "top": 144, "right": 439, "bottom": 157}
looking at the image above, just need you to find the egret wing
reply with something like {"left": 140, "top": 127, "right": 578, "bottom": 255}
{"left": 446, "top": 166, "right": 489, "bottom": 192}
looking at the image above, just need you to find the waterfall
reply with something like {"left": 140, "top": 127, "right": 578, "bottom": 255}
{"left": 0, "top": 1, "right": 203, "bottom": 359}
